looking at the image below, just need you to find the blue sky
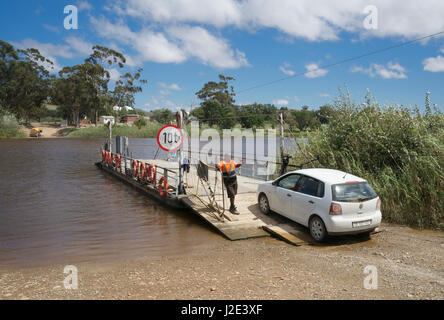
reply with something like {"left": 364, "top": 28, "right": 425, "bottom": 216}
{"left": 1, "top": 0, "right": 444, "bottom": 112}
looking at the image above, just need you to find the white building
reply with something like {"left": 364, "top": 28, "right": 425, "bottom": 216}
{"left": 99, "top": 116, "right": 115, "bottom": 125}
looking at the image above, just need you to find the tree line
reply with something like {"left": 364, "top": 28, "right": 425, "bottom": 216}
{"left": 1, "top": 40, "right": 332, "bottom": 132}
{"left": 151, "top": 74, "right": 336, "bottom": 132}
{"left": 0, "top": 40, "right": 146, "bottom": 127}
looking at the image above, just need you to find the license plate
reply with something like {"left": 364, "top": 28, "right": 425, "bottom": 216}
{"left": 352, "top": 220, "right": 371, "bottom": 228}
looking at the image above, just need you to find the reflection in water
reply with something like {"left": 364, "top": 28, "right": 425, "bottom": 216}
{"left": 0, "top": 139, "right": 223, "bottom": 268}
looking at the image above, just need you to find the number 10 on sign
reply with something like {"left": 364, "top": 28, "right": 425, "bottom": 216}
{"left": 157, "top": 125, "right": 184, "bottom": 152}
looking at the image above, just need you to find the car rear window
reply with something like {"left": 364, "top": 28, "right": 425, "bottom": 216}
{"left": 332, "top": 182, "right": 377, "bottom": 202}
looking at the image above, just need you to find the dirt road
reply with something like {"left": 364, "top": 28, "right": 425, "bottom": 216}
{"left": 0, "top": 222, "right": 443, "bottom": 300}
{"left": 22, "top": 123, "right": 75, "bottom": 138}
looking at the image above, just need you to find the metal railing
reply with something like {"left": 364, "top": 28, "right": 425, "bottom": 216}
{"left": 101, "top": 150, "right": 180, "bottom": 196}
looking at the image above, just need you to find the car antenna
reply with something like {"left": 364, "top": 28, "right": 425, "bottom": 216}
{"left": 343, "top": 172, "right": 347, "bottom": 179}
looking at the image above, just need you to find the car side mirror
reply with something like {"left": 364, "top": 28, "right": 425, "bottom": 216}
{"left": 272, "top": 180, "right": 278, "bottom": 186}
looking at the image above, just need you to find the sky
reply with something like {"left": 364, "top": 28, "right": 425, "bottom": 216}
{"left": 1, "top": 0, "right": 444, "bottom": 112}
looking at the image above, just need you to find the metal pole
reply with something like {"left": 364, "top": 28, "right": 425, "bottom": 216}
{"left": 177, "top": 111, "right": 183, "bottom": 195}
{"left": 279, "top": 113, "right": 285, "bottom": 162}
{"left": 108, "top": 121, "right": 112, "bottom": 153}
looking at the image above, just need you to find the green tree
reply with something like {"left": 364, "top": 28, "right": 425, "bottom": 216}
{"left": 0, "top": 40, "right": 53, "bottom": 123}
{"left": 315, "top": 104, "right": 335, "bottom": 124}
{"left": 112, "top": 68, "right": 147, "bottom": 110}
{"left": 195, "top": 74, "right": 235, "bottom": 106}
{"left": 150, "top": 108, "right": 174, "bottom": 124}
{"left": 194, "top": 74, "right": 237, "bottom": 128}
{"left": 85, "top": 45, "right": 126, "bottom": 124}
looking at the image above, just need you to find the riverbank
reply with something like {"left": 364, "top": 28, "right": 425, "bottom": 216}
{"left": 1, "top": 223, "right": 442, "bottom": 300}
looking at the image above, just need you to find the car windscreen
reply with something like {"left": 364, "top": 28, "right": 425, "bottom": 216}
{"left": 331, "top": 182, "right": 377, "bottom": 202}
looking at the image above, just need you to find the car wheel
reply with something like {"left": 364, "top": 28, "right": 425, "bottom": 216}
{"left": 309, "top": 216, "right": 327, "bottom": 242}
{"left": 258, "top": 193, "right": 271, "bottom": 215}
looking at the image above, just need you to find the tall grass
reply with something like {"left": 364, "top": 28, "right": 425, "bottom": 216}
{"left": 0, "top": 115, "right": 26, "bottom": 139}
{"left": 67, "top": 122, "right": 164, "bottom": 138}
{"left": 295, "top": 91, "right": 444, "bottom": 230}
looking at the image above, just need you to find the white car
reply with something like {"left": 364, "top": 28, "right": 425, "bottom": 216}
{"left": 257, "top": 168, "right": 382, "bottom": 242}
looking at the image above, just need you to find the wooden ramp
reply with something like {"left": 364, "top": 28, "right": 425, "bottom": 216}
{"left": 111, "top": 158, "right": 312, "bottom": 243}
{"left": 144, "top": 159, "right": 271, "bottom": 240}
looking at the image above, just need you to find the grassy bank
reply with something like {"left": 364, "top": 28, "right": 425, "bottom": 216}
{"left": 67, "top": 123, "right": 164, "bottom": 138}
{"left": 295, "top": 92, "right": 443, "bottom": 230}
{"left": 0, "top": 116, "right": 26, "bottom": 139}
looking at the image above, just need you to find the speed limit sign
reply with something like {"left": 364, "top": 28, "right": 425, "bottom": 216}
{"left": 157, "top": 125, "right": 184, "bottom": 152}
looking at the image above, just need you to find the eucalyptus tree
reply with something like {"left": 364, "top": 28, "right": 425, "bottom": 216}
{"left": 194, "top": 74, "right": 237, "bottom": 128}
{"left": 85, "top": 45, "right": 126, "bottom": 124}
{"left": 111, "top": 68, "right": 147, "bottom": 111}
{"left": 0, "top": 40, "right": 53, "bottom": 123}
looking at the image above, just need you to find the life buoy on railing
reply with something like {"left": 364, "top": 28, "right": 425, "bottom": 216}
{"left": 106, "top": 152, "right": 111, "bottom": 165}
{"left": 139, "top": 162, "right": 147, "bottom": 180}
{"left": 101, "top": 149, "right": 106, "bottom": 162}
{"left": 116, "top": 154, "right": 121, "bottom": 168}
{"left": 148, "top": 164, "right": 157, "bottom": 185}
{"left": 158, "top": 177, "right": 168, "bottom": 198}
{"left": 131, "top": 160, "right": 139, "bottom": 177}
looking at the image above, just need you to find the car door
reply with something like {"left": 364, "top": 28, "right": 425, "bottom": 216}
{"left": 291, "top": 175, "right": 325, "bottom": 225}
{"left": 273, "top": 174, "right": 301, "bottom": 218}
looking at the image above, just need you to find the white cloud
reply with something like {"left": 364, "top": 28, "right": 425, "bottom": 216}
{"left": 144, "top": 96, "right": 184, "bottom": 110}
{"left": 158, "top": 82, "right": 181, "bottom": 91}
{"left": 91, "top": 16, "right": 249, "bottom": 69}
{"left": 120, "top": 0, "right": 242, "bottom": 28}
{"left": 77, "top": 1, "right": 93, "bottom": 11}
{"left": 65, "top": 37, "right": 93, "bottom": 55}
{"left": 12, "top": 37, "right": 94, "bottom": 73}
{"left": 319, "top": 93, "right": 331, "bottom": 98}
{"left": 304, "top": 63, "right": 328, "bottom": 78}
{"left": 272, "top": 99, "right": 289, "bottom": 106}
{"left": 42, "top": 24, "right": 60, "bottom": 33}
{"left": 351, "top": 61, "right": 407, "bottom": 79}
{"left": 166, "top": 25, "right": 249, "bottom": 68}
{"left": 279, "top": 62, "right": 295, "bottom": 76}
{"left": 113, "top": 0, "right": 444, "bottom": 42}
{"left": 107, "top": 68, "right": 121, "bottom": 82}
{"left": 135, "top": 31, "right": 187, "bottom": 64}
{"left": 423, "top": 55, "right": 444, "bottom": 72}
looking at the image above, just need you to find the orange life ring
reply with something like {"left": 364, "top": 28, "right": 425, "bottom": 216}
{"left": 148, "top": 164, "right": 157, "bottom": 184}
{"left": 105, "top": 152, "right": 111, "bottom": 165}
{"left": 116, "top": 154, "right": 121, "bottom": 168}
{"left": 101, "top": 150, "right": 106, "bottom": 162}
{"left": 158, "top": 177, "right": 168, "bottom": 198}
{"left": 131, "top": 160, "right": 139, "bottom": 177}
{"left": 139, "top": 162, "right": 147, "bottom": 180}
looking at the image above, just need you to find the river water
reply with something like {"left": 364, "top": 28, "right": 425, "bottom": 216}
{"left": 0, "top": 139, "right": 224, "bottom": 269}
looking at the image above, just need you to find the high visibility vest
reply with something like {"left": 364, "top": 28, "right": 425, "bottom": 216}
{"left": 218, "top": 160, "right": 237, "bottom": 177}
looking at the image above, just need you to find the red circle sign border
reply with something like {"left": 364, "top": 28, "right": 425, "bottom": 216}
{"left": 156, "top": 124, "right": 184, "bottom": 152}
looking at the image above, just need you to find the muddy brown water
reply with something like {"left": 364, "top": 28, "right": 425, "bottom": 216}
{"left": 0, "top": 139, "right": 224, "bottom": 269}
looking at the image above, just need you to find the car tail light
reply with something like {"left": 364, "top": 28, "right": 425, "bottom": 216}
{"left": 376, "top": 198, "right": 381, "bottom": 210}
{"left": 329, "top": 203, "right": 342, "bottom": 215}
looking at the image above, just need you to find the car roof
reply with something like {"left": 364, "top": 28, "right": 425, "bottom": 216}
{"left": 288, "top": 168, "right": 366, "bottom": 185}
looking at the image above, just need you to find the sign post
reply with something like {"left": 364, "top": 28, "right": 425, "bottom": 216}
{"left": 156, "top": 124, "right": 184, "bottom": 152}
{"left": 157, "top": 124, "right": 184, "bottom": 195}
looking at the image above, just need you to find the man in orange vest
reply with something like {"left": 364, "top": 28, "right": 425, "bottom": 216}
{"left": 217, "top": 154, "right": 242, "bottom": 214}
